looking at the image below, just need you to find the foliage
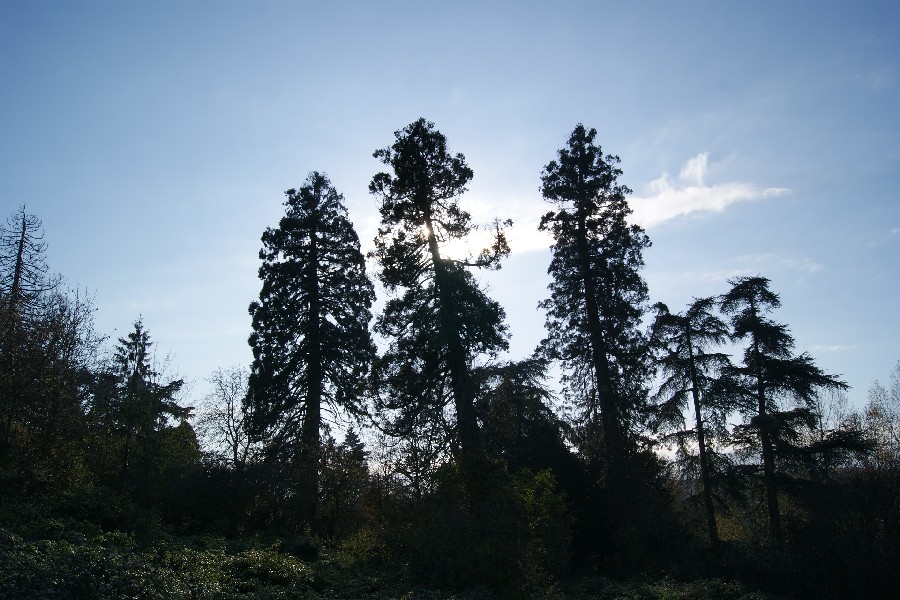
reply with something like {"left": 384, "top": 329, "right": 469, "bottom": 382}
{"left": 720, "top": 276, "right": 847, "bottom": 546}
{"left": 0, "top": 205, "right": 59, "bottom": 314}
{"left": 84, "top": 320, "right": 193, "bottom": 504}
{"left": 538, "top": 124, "right": 651, "bottom": 484}
{"left": 247, "top": 172, "right": 375, "bottom": 446}
{"left": 650, "top": 297, "right": 734, "bottom": 547}
{"left": 246, "top": 171, "right": 375, "bottom": 527}
{"left": 369, "top": 118, "right": 511, "bottom": 460}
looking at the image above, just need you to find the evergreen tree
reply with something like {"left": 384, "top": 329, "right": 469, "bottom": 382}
{"left": 369, "top": 118, "right": 511, "bottom": 461}
{"left": 0, "top": 205, "right": 58, "bottom": 314}
{"left": 246, "top": 172, "right": 375, "bottom": 525}
{"left": 475, "top": 358, "right": 574, "bottom": 475}
{"left": 720, "top": 275, "right": 847, "bottom": 546}
{"left": 87, "top": 319, "right": 189, "bottom": 501}
{"left": 651, "top": 297, "right": 732, "bottom": 548}
{"left": 538, "top": 124, "right": 651, "bottom": 486}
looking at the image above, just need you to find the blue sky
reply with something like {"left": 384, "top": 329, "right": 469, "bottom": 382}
{"left": 2, "top": 1, "right": 898, "bottom": 409}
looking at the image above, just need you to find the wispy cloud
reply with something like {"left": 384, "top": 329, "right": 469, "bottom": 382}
{"left": 780, "top": 257, "right": 822, "bottom": 274}
{"left": 810, "top": 344, "right": 857, "bottom": 352}
{"left": 629, "top": 153, "right": 791, "bottom": 229}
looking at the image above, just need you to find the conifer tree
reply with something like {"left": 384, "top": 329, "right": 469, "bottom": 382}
{"left": 721, "top": 275, "right": 847, "bottom": 546}
{"left": 0, "top": 205, "right": 57, "bottom": 313}
{"left": 88, "top": 319, "right": 189, "bottom": 500}
{"left": 651, "top": 297, "right": 732, "bottom": 548}
{"left": 246, "top": 172, "right": 375, "bottom": 524}
{"left": 369, "top": 118, "right": 511, "bottom": 461}
{"left": 538, "top": 124, "right": 651, "bottom": 486}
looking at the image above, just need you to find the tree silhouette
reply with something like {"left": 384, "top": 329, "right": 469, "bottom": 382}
{"left": 369, "top": 118, "right": 511, "bottom": 462}
{"left": 0, "top": 207, "right": 91, "bottom": 474}
{"left": 721, "top": 275, "right": 847, "bottom": 546}
{"left": 93, "top": 319, "right": 190, "bottom": 500}
{"left": 651, "top": 297, "right": 732, "bottom": 548}
{"left": 538, "top": 124, "right": 651, "bottom": 488}
{"left": 246, "top": 172, "right": 375, "bottom": 525}
{"left": 198, "top": 366, "right": 257, "bottom": 469}
{"left": 0, "top": 205, "right": 57, "bottom": 314}
{"left": 475, "top": 358, "right": 574, "bottom": 475}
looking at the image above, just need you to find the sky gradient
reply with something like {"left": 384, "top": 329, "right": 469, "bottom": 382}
{"left": 2, "top": 1, "right": 898, "bottom": 408}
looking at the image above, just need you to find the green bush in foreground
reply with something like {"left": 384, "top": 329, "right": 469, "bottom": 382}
{"left": 0, "top": 522, "right": 789, "bottom": 599}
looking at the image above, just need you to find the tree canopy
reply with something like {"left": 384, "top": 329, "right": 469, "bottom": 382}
{"left": 369, "top": 118, "right": 511, "bottom": 460}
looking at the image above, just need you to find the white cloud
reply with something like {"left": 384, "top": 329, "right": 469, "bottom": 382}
{"left": 811, "top": 344, "right": 857, "bottom": 352}
{"left": 629, "top": 153, "right": 791, "bottom": 229}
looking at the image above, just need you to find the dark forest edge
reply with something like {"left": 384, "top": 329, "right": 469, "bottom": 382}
{"left": 0, "top": 121, "right": 898, "bottom": 599}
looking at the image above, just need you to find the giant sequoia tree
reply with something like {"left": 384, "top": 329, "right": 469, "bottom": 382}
{"left": 721, "top": 276, "right": 847, "bottom": 546}
{"left": 247, "top": 172, "right": 375, "bottom": 523}
{"left": 538, "top": 125, "right": 651, "bottom": 485}
{"left": 369, "top": 118, "right": 510, "bottom": 461}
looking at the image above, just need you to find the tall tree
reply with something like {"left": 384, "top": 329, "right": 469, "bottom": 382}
{"left": 720, "top": 275, "right": 847, "bottom": 546}
{"left": 246, "top": 172, "right": 375, "bottom": 525}
{"left": 369, "top": 118, "right": 511, "bottom": 461}
{"left": 0, "top": 207, "right": 88, "bottom": 474}
{"left": 538, "top": 124, "right": 651, "bottom": 486}
{"left": 0, "top": 205, "right": 57, "bottom": 313}
{"left": 651, "top": 297, "right": 732, "bottom": 548}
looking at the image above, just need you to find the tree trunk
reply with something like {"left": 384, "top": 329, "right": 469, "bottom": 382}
{"left": 751, "top": 305, "right": 783, "bottom": 546}
{"left": 686, "top": 330, "right": 720, "bottom": 548}
{"left": 301, "top": 224, "right": 322, "bottom": 528}
{"left": 425, "top": 214, "right": 482, "bottom": 460}
{"left": 574, "top": 210, "right": 624, "bottom": 487}
{"left": 8, "top": 210, "right": 26, "bottom": 312}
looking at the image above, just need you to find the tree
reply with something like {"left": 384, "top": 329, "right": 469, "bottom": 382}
{"left": 538, "top": 124, "right": 651, "bottom": 487}
{"left": 865, "top": 360, "right": 900, "bottom": 467}
{"left": 0, "top": 205, "right": 58, "bottom": 314}
{"left": 319, "top": 429, "right": 370, "bottom": 538}
{"left": 369, "top": 118, "right": 511, "bottom": 462}
{"left": 475, "top": 358, "right": 575, "bottom": 476}
{"left": 0, "top": 208, "right": 96, "bottom": 479}
{"left": 651, "top": 297, "right": 733, "bottom": 548}
{"left": 87, "top": 319, "right": 190, "bottom": 501}
{"left": 720, "top": 275, "right": 847, "bottom": 546}
{"left": 197, "top": 366, "right": 258, "bottom": 468}
{"left": 246, "top": 171, "right": 375, "bottom": 526}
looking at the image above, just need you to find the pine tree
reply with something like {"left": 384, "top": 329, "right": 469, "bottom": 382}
{"left": 0, "top": 205, "right": 57, "bottom": 313}
{"left": 651, "top": 297, "right": 732, "bottom": 548}
{"left": 246, "top": 172, "right": 375, "bottom": 525}
{"left": 538, "top": 124, "right": 651, "bottom": 487}
{"left": 369, "top": 118, "right": 511, "bottom": 462}
{"left": 721, "top": 275, "right": 847, "bottom": 546}
{"left": 97, "top": 319, "right": 189, "bottom": 500}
